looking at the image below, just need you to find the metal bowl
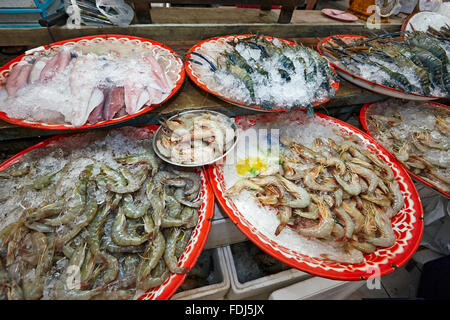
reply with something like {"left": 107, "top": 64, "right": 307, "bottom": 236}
{"left": 152, "top": 109, "right": 238, "bottom": 167}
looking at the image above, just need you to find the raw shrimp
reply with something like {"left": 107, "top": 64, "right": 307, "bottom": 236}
{"left": 291, "top": 198, "right": 334, "bottom": 239}
{"left": 333, "top": 172, "right": 361, "bottom": 196}
{"left": 304, "top": 166, "right": 338, "bottom": 192}
{"left": 276, "top": 174, "right": 310, "bottom": 208}
{"left": 111, "top": 208, "right": 150, "bottom": 246}
{"left": 163, "top": 228, "right": 189, "bottom": 274}
{"left": 224, "top": 179, "right": 264, "bottom": 196}
{"left": 275, "top": 206, "right": 292, "bottom": 236}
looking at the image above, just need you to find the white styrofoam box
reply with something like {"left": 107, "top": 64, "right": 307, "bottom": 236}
{"left": 268, "top": 277, "right": 365, "bottom": 300}
{"left": 171, "top": 247, "right": 231, "bottom": 300}
{"left": 223, "top": 244, "right": 312, "bottom": 300}
{"left": 204, "top": 203, "right": 247, "bottom": 249}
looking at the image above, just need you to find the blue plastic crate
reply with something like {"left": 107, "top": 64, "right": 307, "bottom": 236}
{"left": 0, "top": 0, "right": 63, "bottom": 28}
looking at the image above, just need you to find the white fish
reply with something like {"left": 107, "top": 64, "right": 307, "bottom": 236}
{"left": 69, "top": 55, "right": 100, "bottom": 126}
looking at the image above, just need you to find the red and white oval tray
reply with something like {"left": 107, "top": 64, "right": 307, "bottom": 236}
{"left": 206, "top": 111, "right": 424, "bottom": 281}
{"left": 0, "top": 125, "right": 214, "bottom": 300}
{"left": 360, "top": 100, "right": 450, "bottom": 198}
{"left": 0, "top": 35, "right": 185, "bottom": 130}
{"left": 317, "top": 34, "right": 447, "bottom": 101}
{"left": 185, "top": 34, "right": 340, "bottom": 113}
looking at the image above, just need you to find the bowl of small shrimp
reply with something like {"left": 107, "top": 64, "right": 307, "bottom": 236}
{"left": 153, "top": 110, "right": 238, "bottom": 167}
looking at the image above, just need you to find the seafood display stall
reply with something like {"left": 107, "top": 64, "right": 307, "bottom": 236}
{"left": 0, "top": 5, "right": 448, "bottom": 300}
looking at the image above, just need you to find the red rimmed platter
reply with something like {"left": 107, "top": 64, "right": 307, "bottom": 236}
{"left": 317, "top": 34, "right": 447, "bottom": 101}
{"left": 206, "top": 111, "right": 424, "bottom": 281}
{"left": 0, "top": 34, "right": 185, "bottom": 130}
{"left": 0, "top": 125, "right": 214, "bottom": 300}
{"left": 360, "top": 99, "right": 450, "bottom": 198}
{"left": 185, "top": 34, "right": 339, "bottom": 113}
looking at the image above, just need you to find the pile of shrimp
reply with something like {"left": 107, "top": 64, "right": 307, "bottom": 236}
{"left": 366, "top": 100, "right": 450, "bottom": 194}
{"left": 0, "top": 129, "right": 202, "bottom": 300}
{"left": 225, "top": 132, "right": 405, "bottom": 264}
{"left": 156, "top": 111, "right": 236, "bottom": 165}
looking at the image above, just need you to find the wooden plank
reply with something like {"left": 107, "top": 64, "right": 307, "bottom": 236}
{"left": 277, "top": 0, "right": 297, "bottom": 23}
{"left": 129, "top": 0, "right": 297, "bottom": 4}
{"left": 0, "top": 10, "right": 403, "bottom": 47}
{"left": 0, "top": 27, "right": 53, "bottom": 47}
{"left": 47, "top": 23, "right": 400, "bottom": 44}
{"left": 132, "top": 2, "right": 152, "bottom": 24}
{"left": 149, "top": 7, "right": 280, "bottom": 24}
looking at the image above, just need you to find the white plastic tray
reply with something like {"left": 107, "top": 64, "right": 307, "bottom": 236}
{"left": 171, "top": 247, "right": 231, "bottom": 300}
{"left": 268, "top": 277, "right": 365, "bottom": 300}
{"left": 223, "top": 243, "right": 311, "bottom": 300}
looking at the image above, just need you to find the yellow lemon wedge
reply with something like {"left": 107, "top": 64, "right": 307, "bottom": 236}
{"left": 236, "top": 156, "right": 268, "bottom": 177}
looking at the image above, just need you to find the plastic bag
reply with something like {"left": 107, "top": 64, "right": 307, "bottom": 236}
{"left": 416, "top": 182, "right": 450, "bottom": 255}
{"left": 65, "top": 0, "right": 82, "bottom": 29}
{"left": 96, "top": 0, "right": 134, "bottom": 27}
{"left": 65, "top": 0, "right": 134, "bottom": 28}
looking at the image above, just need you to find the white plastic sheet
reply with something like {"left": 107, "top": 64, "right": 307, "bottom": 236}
{"left": 393, "top": 0, "right": 419, "bottom": 14}
{"left": 65, "top": 0, "right": 134, "bottom": 28}
{"left": 96, "top": 0, "right": 134, "bottom": 26}
{"left": 416, "top": 182, "right": 450, "bottom": 255}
